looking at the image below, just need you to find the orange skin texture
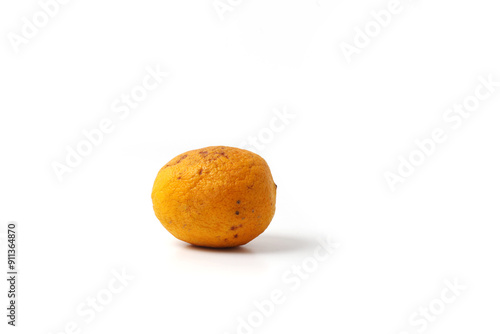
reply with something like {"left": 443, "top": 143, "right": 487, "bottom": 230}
{"left": 152, "top": 146, "right": 277, "bottom": 248}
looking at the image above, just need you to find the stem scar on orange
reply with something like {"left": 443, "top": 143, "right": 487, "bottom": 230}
{"left": 151, "top": 146, "right": 277, "bottom": 248}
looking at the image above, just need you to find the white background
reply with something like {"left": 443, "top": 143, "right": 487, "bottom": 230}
{"left": 1, "top": 0, "right": 500, "bottom": 333}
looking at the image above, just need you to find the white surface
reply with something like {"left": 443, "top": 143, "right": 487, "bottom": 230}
{"left": 1, "top": 0, "right": 500, "bottom": 333}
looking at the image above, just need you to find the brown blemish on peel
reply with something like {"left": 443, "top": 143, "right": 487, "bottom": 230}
{"left": 237, "top": 200, "right": 240, "bottom": 204}
{"left": 230, "top": 224, "right": 244, "bottom": 231}
{"left": 175, "top": 155, "right": 188, "bottom": 164}
{"left": 205, "top": 151, "right": 229, "bottom": 162}
{"left": 234, "top": 234, "right": 238, "bottom": 238}
{"left": 165, "top": 155, "right": 188, "bottom": 169}
{"left": 235, "top": 211, "right": 240, "bottom": 215}
{"left": 199, "top": 169, "right": 203, "bottom": 175}
{"left": 216, "top": 152, "right": 229, "bottom": 159}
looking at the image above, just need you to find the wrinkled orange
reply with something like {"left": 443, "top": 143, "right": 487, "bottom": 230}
{"left": 151, "top": 146, "right": 277, "bottom": 248}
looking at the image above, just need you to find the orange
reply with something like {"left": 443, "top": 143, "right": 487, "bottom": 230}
{"left": 151, "top": 146, "right": 277, "bottom": 248}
